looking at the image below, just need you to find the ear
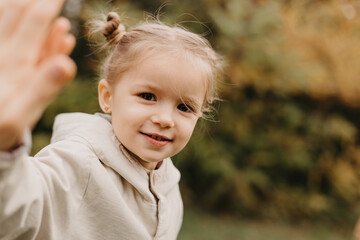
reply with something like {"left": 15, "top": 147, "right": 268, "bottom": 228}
{"left": 98, "top": 79, "right": 113, "bottom": 113}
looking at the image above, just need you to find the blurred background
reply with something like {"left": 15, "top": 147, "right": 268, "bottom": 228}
{"left": 32, "top": 0, "right": 360, "bottom": 239}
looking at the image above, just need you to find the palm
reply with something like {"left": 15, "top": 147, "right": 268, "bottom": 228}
{"left": 0, "top": 0, "right": 76, "bottom": 150}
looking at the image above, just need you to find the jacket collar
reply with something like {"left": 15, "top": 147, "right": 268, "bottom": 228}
{"left": 51, "top": 112, "right": 180, "bottom": 201}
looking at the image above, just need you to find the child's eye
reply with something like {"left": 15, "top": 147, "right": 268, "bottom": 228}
{"left": 177, "top": 103, "right": 193, "bottom": 113}
{"left": 138, "top": 93, "right": 156, "bottom": 101}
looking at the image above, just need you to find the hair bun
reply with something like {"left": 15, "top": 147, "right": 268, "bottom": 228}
{"left": 103, "top": 12, "right": 126, "bottom": 45}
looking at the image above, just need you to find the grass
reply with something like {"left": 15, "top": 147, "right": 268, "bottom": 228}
{"left": 178, "top": 209, "right": 354, "bottom": 240}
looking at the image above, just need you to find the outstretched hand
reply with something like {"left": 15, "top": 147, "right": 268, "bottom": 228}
{"left": 0, "top": 0, "right": 77, "bottom": 151}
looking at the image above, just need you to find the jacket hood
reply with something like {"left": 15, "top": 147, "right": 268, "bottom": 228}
{"left": 50, "top": 112, "right": 181, "bottom": 201}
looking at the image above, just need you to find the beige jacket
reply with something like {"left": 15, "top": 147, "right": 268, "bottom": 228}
{"left": 0, "top": 113, "right": 183, "bottom": 240}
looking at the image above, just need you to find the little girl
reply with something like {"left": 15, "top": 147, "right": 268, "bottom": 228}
{"left": 0, "top": 1, "right": 221, "bottom": 240}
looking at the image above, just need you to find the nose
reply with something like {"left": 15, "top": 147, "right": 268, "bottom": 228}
{"left": 151, "top": 108, "right": 175, "bottom": 128}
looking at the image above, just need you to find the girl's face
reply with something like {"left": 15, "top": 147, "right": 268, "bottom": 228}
{"left": 99, "top": 52, "right": 207, "bottom": 170}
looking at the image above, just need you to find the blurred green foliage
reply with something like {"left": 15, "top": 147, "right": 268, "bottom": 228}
{"left": 33, "top": 0, "right": 360, "bottom": 227}
{"left": 178, "top": 208, "right": 351, "bottom": 240}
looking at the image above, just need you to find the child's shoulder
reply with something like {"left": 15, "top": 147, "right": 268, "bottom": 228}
{"left": 51, "top": 112, "right": 112, "bottom": 143}
{"left": 34, "top": 112, "right": 110, "bottom": 166}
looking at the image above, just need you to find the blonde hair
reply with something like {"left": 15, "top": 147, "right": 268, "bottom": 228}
{"left": 90, "top": 12, "right": 222, "bottom": 115}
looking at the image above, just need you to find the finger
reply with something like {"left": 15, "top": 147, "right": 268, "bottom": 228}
{"left": 39, "top": 17, "right": 72, "bottom": 62}
{"left": 12, "top": 0, "right": 66, "bottom": 63}
{"left": 42, "top": 17, "right": 71, "bottom": 52}
{"left": 32, "top": 55, "right": 77, "bottom": 103}
{"left": 5, "top": 55, "right": 76, "bottom": 116}
{"left": 0, "top": 55, "right": 76, "bottom": 149}
{"left": 39, "top": 34, "right": 76, "bottom": 63}
{"left": 0, "top": 0, "right": 33, "bottom": 41}
{"left": 60, "top": 34, "right": 77, "bottom": 56}
{"left": 19, "top": 55, "right": 76, "bottom": 129}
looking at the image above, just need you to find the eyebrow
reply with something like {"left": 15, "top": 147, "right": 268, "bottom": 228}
{"left": 133, "top": 82, "right": 159, "bottom": 91}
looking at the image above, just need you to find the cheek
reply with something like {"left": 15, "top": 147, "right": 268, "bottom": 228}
{"left": 177, "top": 118, "right": 199, "bottom": 143}
{"left": 110, "top": 103, "right": 149, "bottom": 138}
{"left": 111, "top": 107, "right": 135, "bottom": 139}
{"left": 111, "top": 115, "right": 126, "bottom": 142}
{"left": 111, "top": 99, "right": 140, "bottom": 123}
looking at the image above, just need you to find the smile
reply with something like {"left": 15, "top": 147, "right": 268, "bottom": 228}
{"left": 140, "top": 132, "right": 172, "bottom": 147}
{"left": 140, "top": 132, "right": 172, "bottom": 141}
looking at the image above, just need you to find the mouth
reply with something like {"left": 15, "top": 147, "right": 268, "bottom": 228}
{"left": 140, "top": 132, "right": 173, "bottom": 142}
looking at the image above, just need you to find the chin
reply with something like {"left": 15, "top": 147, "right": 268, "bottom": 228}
{"left": 140, "top": 155, "right": 166, "bottom": 163}
{"left": 130, "top": 151, "right": 164, "bottom": 163}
